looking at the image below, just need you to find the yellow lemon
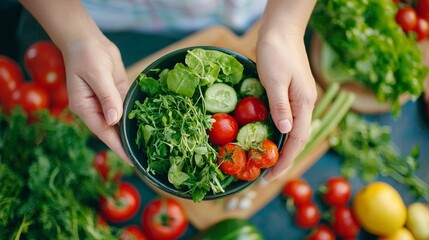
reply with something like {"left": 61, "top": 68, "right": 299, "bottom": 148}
{"left": 378, "top": 228, "right": 415, "bottom": 240}
{"left": 352, "top": 182, "right": 407, "bottom": 236}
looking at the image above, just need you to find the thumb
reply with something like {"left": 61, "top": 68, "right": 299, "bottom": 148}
{"left": 265, "top": 83, "right": 293, "bottom": 134}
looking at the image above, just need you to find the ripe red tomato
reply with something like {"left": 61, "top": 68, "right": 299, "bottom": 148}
{"left": 120, "top": 225, "right": 148, "bottom": 240}
{"left": 0, "top": 56, "right": 24, "bottom": 108}
{"left": 208, "top": 113, "right": 239, "bottom": 146}
{"left": 417, "top": 0, "right": 429, "bottom": 23}
{"left": 396, "top": 6, "right": 418, "bottom": 32}
{"left": 9, "top": 83, "right": 50, "bottom": 115}
{"left": 93, "top": 150, "right": 122, "bottom": 181}
{"left": 233, "top": 97, "right": 268, "bottom": 126}
{"left": 217, "top": 143, "right": 246, "bottom": 175}
{"left": 416, "top": 18, "right": 429, "bottom": 41}
{"left": 49, "top": 83, "right": 69, "bottom": 110}
{"left": 24, "top": 41, "right": 66, "bottom": 90}
{"left": 319, "top": 176, "right": 352, "bottom": 207}
{"left": 235, "top": 160, "right": 261, "bottom": 181}
{"left": 282, "top": 178, "right": 313, "bottom": 206}
{"left": 306, "top": 225, "right": 336, "bottom": 240}
{"left": 99, "top": 182, "right": 141, "bottom": 223}
{"left": 330, "top": 206, "right": 361, "bottom": 238}
{"left": 248, "top": 139, "right": 279, "bottom": 169}
{"left": 294, "top": 201, "right": 321, "bottom": 229}
{"left": 142, "top": 197, "right": 188, "bottom": 240}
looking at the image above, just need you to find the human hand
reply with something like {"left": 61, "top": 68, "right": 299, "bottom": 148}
{"left": 62, "top": 35, "right": 132, "bottom": 164}
{"left": 256, "top": 32, "right": 317, "bottom": 181}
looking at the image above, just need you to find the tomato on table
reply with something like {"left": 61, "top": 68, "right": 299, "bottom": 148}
{"left": 0, "top": 55, "right": 25, "bottom": 108}
{"left": 395, "top": 6, "right": 418, "bottom": 32}
{"left": 330, "top": 205, "right": 360, "bottom": 238}
{"left": 235, "top": 160, "right": 261, "bottom": 181}
{"left": 9, "top": 83, "right": 50, "bottom": 115}
{"left": 24, "top": 40, "right": 66, "bottom": 90}
{"left": 282, "top": 178, "right": 313, "bottom": 206}
{"left": 208, "top": 113, "right": 239, "bottom": 146}
{"left": 306, "top": 224, "right": 336, "bottom": 240}
{"left": 99, "top": 182, "right": 141, "bottom": 223}
{"left": 294, "top": 201, "right": 321, "bottom": 229}
{"left": 142, "top": 197, "right": 188, "bottom": 240}
{"left": 217, "top": 143, "right": 246, "bottom": 175}
{"left": 319, "top": 176, "right": 352, "bottom": 206}
{"left": 233, "top": 96, "right": 268, "bottom": 126}
{"left": 248, "top": 139, "right": 279, "bottom": 169}
{"left": 415, "top": 18, "right": 429, "bottom": 41}
{"left": 93, "top": 150, "right": 122, "bottom": 181}
{"left": 120, "top": 225, "right": 148, "bottom": 240}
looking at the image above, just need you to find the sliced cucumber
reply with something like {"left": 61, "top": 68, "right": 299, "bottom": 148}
{"left": 236, "top": 122, "right": 270, "bottom": 150}
{"left": 204, "top": 83, "right": 238, "bottom": 113}
{"left": 239, "top": 78, "right": 264, "bottom": 98}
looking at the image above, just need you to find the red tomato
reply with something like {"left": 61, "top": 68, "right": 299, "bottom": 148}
{"left": 9, "top": 83, "right": 50, "bottom": 115}
{"left": 396, "top": 6, "right": 418, "bottom": 32}
{"left": 330, "top": 206, "right": 361, "bottom": 238}
{"left": 208, "top": 113, "right": 239, "bottom": 146}
{"left": 217, "top": 143, "right": 246, "bottom": 175}
{"left": 49, "top": 83, "right": 69, "bottom": 110}
{"left": 99, "top": 182, "right": 141, "bottom": 223}
{"left": 235, "top": 160, "right": 261, "bottom": 181}
{"left": 306, "top": 225, "right": 336, "bottom": 240}
{"left": 120, "top": 225, "right": 148, "bottom": 240}
{"left": 282, "top": 178, "right": 313, "bottom": 206}
{"left": 416, "top": 18, "right": 429, "bottom": 41}
{"left": 142, "top": 197, "right": 188, "bottom": 240}
{"left": 24, "top": 41, "right": 66, "bottom": 90}
{"left": 233, "top": 97, "right": 268, "bottom": 126}
{"left": 295, "top": 202, "right": 321, "bottom": 229}
{"left": 417, "top": 0, "right": 429, "bottom": 22}
{"left": 93, "top": 150, "right": 122, "bottom": 181}
{"left": 248, "top": 139, "right": 279, "bottom": 169}
{"left": 0, "top": 56, "right": 24, "bottom": 108}
{"left": 319, "top": 176, "right": 352, "bottom": 207}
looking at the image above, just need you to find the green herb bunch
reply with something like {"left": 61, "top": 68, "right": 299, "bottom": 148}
{"left": 310, "top": 0, "right": 429, "bottom": 115}
{"left": 0, "top": 109, "right": 120, "bottom": 239}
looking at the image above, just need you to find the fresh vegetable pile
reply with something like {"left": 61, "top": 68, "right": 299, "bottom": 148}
{"left": 310, "top": 0, "right": 429, "bottom": 115}
{"left": 129, "top": 48, "right": 280, "bottom": 202}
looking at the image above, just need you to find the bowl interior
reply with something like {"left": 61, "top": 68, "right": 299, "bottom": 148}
{"left": 120, "top": 46, "right": 286, "bottom": 200}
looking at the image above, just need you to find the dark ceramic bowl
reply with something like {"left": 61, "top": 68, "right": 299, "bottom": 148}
{"left": 120, "top": 46, "right": 286, "bottom": 201}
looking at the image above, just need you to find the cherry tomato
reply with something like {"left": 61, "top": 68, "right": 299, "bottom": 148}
{"left": 306, "top": 225, "right": 336, "bottom": 240}
{"left": 49, "top": 83, "right": 69, "bottom": 110}
{"left": 295, "top": 202, "right": 321, "bottom": 229}
{"left": 396, "top": 6, "right": 418, "bottom": 32}
{"left": 330, "top": 206, "right": 361, "bottom": 238}
{"left": 24, "top": 41, "right": 66, "bottom": 90}
{"left": 282, "top": 178, "right": 313, "bottom": 206}
{"left": 217, "top": 143, "right": 246, "bottom": 175}
{"left": 9, "top": 83, "right": 50, "bottom": 115}
{"left": 0, "top": 56, "right": 24, "bottom": 108}
{"left": 93, "top": 150, "right": 122, "bottom": 181}
{"left": 142, "top": 197, "right": 188, "bottom": 240}
{"left": 99, "top": 182, "right": 141, "bottom": 223}
{"left": 248, "top": 139, "right": 279, "bottom": 169}
{"left": 208, "top": 113, "right": 239, "bottom": 146}
{"left": 120, "top": 225, "right": 148, "bottom": 240}
{"left": 233, "top": 97, "right": 268, "bottom": 126}
{"left": 235, "top": 160, "right": 261, "bottom": 181}
{"left": 417, "top": 0, "right": 429, "bottom": 23}
{"left": 319, "top": 176, "right": 352, "bottom": 207}
{"left": 415, "top": 18, "right": 429, "bottom": 41}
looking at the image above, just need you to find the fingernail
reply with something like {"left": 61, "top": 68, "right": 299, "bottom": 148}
{"left": 105, "top": 108, "right": 118, "bottom": 125}
{"left": 278, "top": 119, "right": 292, "bottom": 133}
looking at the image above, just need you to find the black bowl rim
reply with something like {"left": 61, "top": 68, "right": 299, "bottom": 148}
{"left": 120, "top": 46, "right": 287, "bottom": 200}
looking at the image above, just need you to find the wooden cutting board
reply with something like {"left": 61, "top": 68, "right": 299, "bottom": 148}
{"left": 126, "top": 21, "right": 330, "bottom": 230}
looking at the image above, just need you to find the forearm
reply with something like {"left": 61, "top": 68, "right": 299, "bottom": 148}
{"left": 259, "top": 0, "right": 317, "bottom": 38}
{"left": 19, "top": 0, "right": 103, "bottom": 50}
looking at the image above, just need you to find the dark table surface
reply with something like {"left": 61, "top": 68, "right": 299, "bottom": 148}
{"left": 6, "top": 7, "right": 429, "bottom": 240}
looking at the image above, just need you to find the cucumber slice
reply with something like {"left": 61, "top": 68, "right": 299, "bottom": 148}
{"left": 236, "top": 122, "right": 270, "bottom": 150}
{"left": 239, "top": 78, "right": 264, "bottom": 98}
{"left": 204, "top": 83, "right": 238, "bottom": 113}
